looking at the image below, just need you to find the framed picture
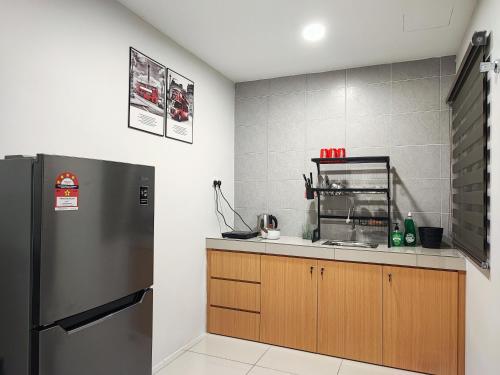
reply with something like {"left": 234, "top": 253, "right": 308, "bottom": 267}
{"left": 128, "top": 47, "right": 166, "bottom": 136}
{"left": 166, "top": 69, "right": 194, "bottom": 144}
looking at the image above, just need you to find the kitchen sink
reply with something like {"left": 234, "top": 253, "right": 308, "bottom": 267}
{"left": 322, "top": 240, "right": 379, "bottom": 249}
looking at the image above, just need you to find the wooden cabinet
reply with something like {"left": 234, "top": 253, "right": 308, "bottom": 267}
{"left": 318, "top": 261, "right": 383, "bottom": 364}
{"left": 208, "top": 250, "right": 260, "bottom": 282}
{"left": 383, "top": 266, "right": 459, "bottom": 375}
{"left": 260, "top": 255, "right": 318, "bottom": 352}
{"left": 206, "top": 249, "right": 464, "bottom": 375}
{"left": 207, "top": 250, "right": 261, "bottom": 340}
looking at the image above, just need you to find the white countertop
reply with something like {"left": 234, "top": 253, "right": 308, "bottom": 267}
{"left": 205, "top": 236, "right": 466, "bottom": 271}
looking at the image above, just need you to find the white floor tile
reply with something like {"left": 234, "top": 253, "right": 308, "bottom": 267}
{"left": 256, "top": 346, "right": 342, "bottom": 375}
{"left": 249, "top": 366, "right": 294, "bottom": 375}
{"left": 189, "top": 334, "right": 270, "bottom": 364}
{"left": 157, "top": 351, "right": 251, "bottom": 375}
{"left": 339, "top": 360, "right": 424, "bottom": 375}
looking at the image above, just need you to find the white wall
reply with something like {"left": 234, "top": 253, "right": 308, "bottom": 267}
{"left": 0, "top": 0, "right": 235, "bottom": 370}
{"left": 458, "top": 0, "right": 500, "bottom": 374}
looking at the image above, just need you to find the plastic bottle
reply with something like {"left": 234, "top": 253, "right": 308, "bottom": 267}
{"left": 404, "top": 212, "right": 417, "bottom": 246}
{"left": 391, "top": 223, "right": 404, "bottom": 247}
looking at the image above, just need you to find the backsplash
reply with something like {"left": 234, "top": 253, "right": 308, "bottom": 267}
{"left": 234, "top": 56, "right": 456, "bottom": 242}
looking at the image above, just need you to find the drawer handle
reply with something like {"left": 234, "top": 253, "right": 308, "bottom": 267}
{"left": 310, "top": 266, "right": 314, "bottom": 276}
{"left": 320, "top": 267, "right": 324, "bottom": 279}
{"left": 388, "top": 273, "right": 392, "bottom": 284}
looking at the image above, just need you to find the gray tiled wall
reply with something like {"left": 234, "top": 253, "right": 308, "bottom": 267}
{"left": 234, "top": 56, "right": 456, "bottom": 242}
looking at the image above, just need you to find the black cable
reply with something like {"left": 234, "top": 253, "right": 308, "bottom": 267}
{"left": 214, "top": 186, "right": 234, "bottom": 231}
{"left": 218, "top": 186, "right": 253, "bottom": 232}
{"left": 213, "top": 187, "right": 223, "bottom": 234}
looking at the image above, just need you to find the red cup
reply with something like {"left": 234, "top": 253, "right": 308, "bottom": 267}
{"left": 333, "top": 148, "right": 341, "bottom": 157}
{"left": 338, "top": 148, "right": 346, "bottom": 158}
{"left": 320, "top": 148, "right": 329, "bottom": 158}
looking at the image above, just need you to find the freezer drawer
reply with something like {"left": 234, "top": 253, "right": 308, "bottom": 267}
{"left": 37, "top": 289, "right": 153, "bottom": 375}
{"left": 37, "top": 155, "right": 154, "bottom": 325}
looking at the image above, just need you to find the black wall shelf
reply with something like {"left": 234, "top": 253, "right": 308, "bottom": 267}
{"left": 311, "top": 156, "right": 392, "bottom": 246}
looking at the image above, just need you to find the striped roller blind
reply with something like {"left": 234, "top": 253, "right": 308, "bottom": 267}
{"left": 448, "top": 32, "right": 489, "bottom": 268}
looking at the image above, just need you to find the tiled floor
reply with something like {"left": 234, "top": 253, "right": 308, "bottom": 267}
{"left": 157, "top": 334, "right": 424, "bottom": 375}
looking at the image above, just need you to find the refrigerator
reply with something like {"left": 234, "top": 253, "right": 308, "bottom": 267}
{"left": 0, "top": 154, "right": 154, "bottom": 375}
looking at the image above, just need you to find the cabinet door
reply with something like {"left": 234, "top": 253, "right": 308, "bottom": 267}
{"left": 318, "top": 261, "right": 382, "bottom": 364}
{"left": 383, "top": 266, "right": 458, "bottom": 375}
{"left": 260, "top": 255, "right": 318, "bottom": 351}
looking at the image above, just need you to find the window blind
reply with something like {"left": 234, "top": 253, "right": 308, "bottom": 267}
{"left": 447, "top": 31, "right": 490, "bottom": 268}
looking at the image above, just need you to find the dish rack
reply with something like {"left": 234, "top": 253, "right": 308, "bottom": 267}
{"left": 309, "top": 156, "right": 392, "bottom": 247}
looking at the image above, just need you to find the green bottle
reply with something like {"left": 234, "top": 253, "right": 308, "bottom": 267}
{"left": 391, "top": 223, "right": 403, "bottom": 247}
{"left": 404, "top": 212, "right": 417, "bottom": 246}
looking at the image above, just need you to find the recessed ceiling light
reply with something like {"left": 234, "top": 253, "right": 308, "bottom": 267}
{"left": 302, "top": 23, "right": 326, "bottom": 42}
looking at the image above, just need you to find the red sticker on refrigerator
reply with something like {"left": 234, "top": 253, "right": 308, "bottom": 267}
{"left": 54, "top": 172, "right": 79, "bottom": 211}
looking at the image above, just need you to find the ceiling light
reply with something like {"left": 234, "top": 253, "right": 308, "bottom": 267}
{"left": 302, "top": 23, "right": 326, "bottom": 42}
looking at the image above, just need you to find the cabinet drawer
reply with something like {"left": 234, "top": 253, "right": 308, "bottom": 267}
{"left": 210, "top": 279, "right": 260, "bottom": 312}
{"left": 208, "top": 306, "right": 260, "bottom": 341}
{"left": 208, "top": 250, "right": 260, "bottom": 282}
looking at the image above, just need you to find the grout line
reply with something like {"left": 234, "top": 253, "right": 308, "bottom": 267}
{"left": 186, "top": 350, "right": 259, "bottom": 367}
{"left": 337, "top": 359, "right": 343, "bottom": 375}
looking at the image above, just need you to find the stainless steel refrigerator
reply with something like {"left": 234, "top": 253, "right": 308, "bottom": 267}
{"left": 0, "top": 154, "right": 154, "bottom": 375}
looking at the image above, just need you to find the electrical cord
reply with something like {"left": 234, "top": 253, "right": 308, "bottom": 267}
{"left": 217, "top": 185, "right": 253, "bottom": 232}
{"left": 213, "top": 185, "right": 234, "bottom": 231}
{"left": 213, "top": 187, "right": 223, "bottom": 234}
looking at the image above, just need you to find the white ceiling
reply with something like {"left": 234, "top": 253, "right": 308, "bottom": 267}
{"left": 118, "top": 0, "right": 477, "bottom": 82}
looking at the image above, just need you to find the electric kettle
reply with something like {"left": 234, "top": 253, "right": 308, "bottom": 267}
{"left": 257, "top": 214, "right": 278, "bottom": 238}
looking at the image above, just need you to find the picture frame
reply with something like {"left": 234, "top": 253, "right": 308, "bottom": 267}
{"left": 165, "top": 69, "right": 194, "bottom": 144}
{"left": 128, "top": 47, "right": 166, "bottom": 136}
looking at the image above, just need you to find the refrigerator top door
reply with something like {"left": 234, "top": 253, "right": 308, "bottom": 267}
{"left": 37, "top": 155, "right": 154, "bottom": 325}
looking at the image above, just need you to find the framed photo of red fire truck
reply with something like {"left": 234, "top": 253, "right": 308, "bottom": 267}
{"left": 128, "top": 47, "right": 166, "bottom": 136}
{"left": 166, "top": 69, "right": 194, "bottom": 144}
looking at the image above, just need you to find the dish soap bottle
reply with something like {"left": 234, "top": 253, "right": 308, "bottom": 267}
{"left": 391, "top": 223, "right": 403, "bottom": 247}
{"left": 404, "top": 212, "right": 417, "bottom": 246}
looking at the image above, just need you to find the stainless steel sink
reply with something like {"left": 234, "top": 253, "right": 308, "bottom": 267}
{"left": 322, "top": 240, "right": 379, "bottom": 249}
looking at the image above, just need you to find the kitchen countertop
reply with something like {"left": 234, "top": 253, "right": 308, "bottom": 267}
{"left": 206, "top": 236, "right": 466, "bottom": 271}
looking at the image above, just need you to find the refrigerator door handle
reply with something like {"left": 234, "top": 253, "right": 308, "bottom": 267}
{"left": 55, "top": 289, "right": 150, "bottom": 335}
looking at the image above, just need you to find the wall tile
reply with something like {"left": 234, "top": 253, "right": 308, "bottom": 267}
{"left": 347, "top": 114, "right": 390, "bottom": 148}
{"left": 235, "top": 181, "right": 267, "bottom": 209}
{"left": 347, "top": 64, "right": 391, "bottom": 87}
{"left": 441, "top": 179, "right": 451, "bottom": 214}
{"left": 391, "top": 111, "right": 440, "bottom": 146}
{"left": 269, "top": 74, "right": 306, "bottom": 95}
{"left": 234, "top": 57, "right": 453, "bottom": 243}
{"left": 440, "top": 75, "right": 456, "bottom": 110}
{"left": 268, "top": 180, "right": 306, "bottom": 211}
{"left": 306, "top": 117, "right": 346, "bottom": 150}
{"left": 393, "top": 178, "right": 442, "bottom": 214}
{"left": 441, "top": 56, "right": 456, "bottom": 76}
{"left": 409, "top": 212, "right": 441, "bottom": 227}
{"left": 346, "top": 147, "right": 390, "bottom": 180}
{"left": 306, "top": 87, "right": 346, "bottom": 120}
{"left": 306, "top": 70, "right": 346, "bottom": 91}
{"left": 392, "top": 77, "right": 440, "bottom": 113}
{"left": 235, "top": 153, "right": 267, "bottom": 181}
{"left": 235, "top": 79, "right": 269, "bottom": 98}
{"left": 235, "top": 97, "right": 268, "bottom": 126}
{"left": 392, "top": 58, "right": 440, "bottom": 81}
{"left": 441, "top": 213, "right": 452, "bottom": 244}
{"left": 235, "top": 124, "right": 267, "bottom": 155}
{"left": 440, "top": 109, "right": 451, "bottom": 144}
{"left": 441, "top": 144, "right": 451, "bottom": 178}
{"left": 268, "top": 150, "right": 304, "bottom": 181}
{"left": 347, "top": 83, "right": 391, "bottom": 116}
{"left": 268, "top": 92, "right": 305, "bottom": 123}
{"left": 272, "top": 208, "right": 305, "bottom": 236}
{"left": 233, "top": 207, "right": 263, "bottom": 231}
{"left": 268, "top": 120, "right": 305, "bottom": 152}
{"left": 391, "top": 145, "right": 441, "bottom": 178}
